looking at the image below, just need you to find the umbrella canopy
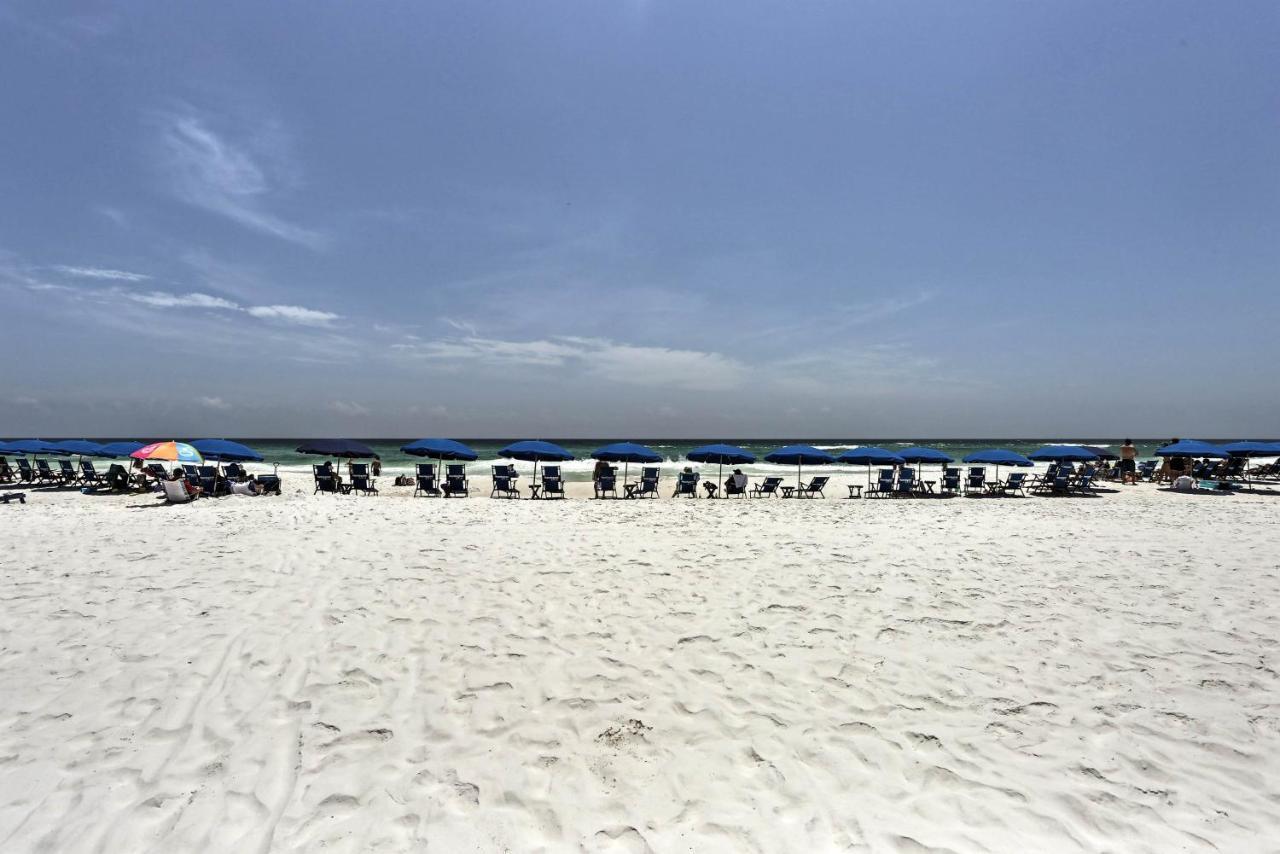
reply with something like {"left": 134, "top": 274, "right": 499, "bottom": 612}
{"left": 1154, "top": 439, "right": 1228, "bottom": 459}
{"left": 1027, "top": 444, "right": 1100, "bottom": 462}
{"left": 962, "top": 449, "right": 1034, "bottom": 466}
{"left": 592, "top": 442, "right": 662, "bottom": 463}
{"left": 295, "top": 439, "right": 379, "bottom": 458}
{"left": 1220, "top": 441, "right": 1280, "bottom": 457}
{"left": 686, "top": 443, "right": 756, "bottom": 465}
{"left": 401, "top": 438, "right": 479, "bottom": 460}
{"left": 190, "top": 439, "right": 265, "bottom": 462}
{"left": 6, "top": 439, "right": 68, "bottom": 455}
{"left": 836, "top": 446, "right": 906, "bottom": 465}
{"left": 1083, "top": 445, "right": 1120, "bottom": 461}
{"left": 897, "top": 447, "right": 954, "bottom": 464}
{"left": 53, "top": 439, "right": 108, "bottom": 457}
{"left": 499, "top": 440, "right": 574, "bottom": 462}
{"left": 97, "top": 441, "right": 146, "bottom": 458}
{"left": 131, "top": 441, "right": 203, "bottom": 463}
{"left": 764, "top": 445, "right": 835, "bottom": 466}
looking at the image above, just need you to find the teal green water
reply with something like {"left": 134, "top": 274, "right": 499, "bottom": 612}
{"left": 55, "top": 438, "right": 1200, "bottom": 480}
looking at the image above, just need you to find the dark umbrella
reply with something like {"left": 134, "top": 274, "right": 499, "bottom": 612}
{"left": 592, "top": 442, "right": 662, "bottom": 495}
{"left": 97, "top": 441, "right": 147, "bottom": 458}
{"left": 686, "top": 443, "right": 756, "bottom": 498}
{"left": 764, "top": 444, "right": 835, "bottom": 490}
{"left": 53, "top": 439, "right": 108, "bottom": 457}
{"left": 1027, "top": 445, "right": 1100, "bottom": 462}
{"left": 191, "top": 439, "right": 265, "bottom": 462}
{"left": 296, "top": 439, "right": 379, "bottom": 481}
{"left": 401, "top": 438, "right": 479, "bottom": 490}
{"left": 1082, "top": 445, "right": 1120, "bottom": 461}
{"left": 897, "top": 447, "right": 953, "bottom": 491}
{"left": 962, "top": 448, "right": 1033, "bottom": 482}
{"left": 499, "top": 440, "right": 574, "bottom": 497}
{"left": 7, "top": 439, "right": 68, "bottom": 456}
{"left": 1154, "top": 440, "right": 1228, "bottom": 459}
{"left": 836, "top": 446, "right": 905, "bottom": 491}
{"left": 1219, "top": 441, "right": 1279, "bottom": 490}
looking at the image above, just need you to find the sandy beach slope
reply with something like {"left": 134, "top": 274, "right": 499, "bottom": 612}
{"left": 1, "top": 483, "right": 1277, "bottom": 851}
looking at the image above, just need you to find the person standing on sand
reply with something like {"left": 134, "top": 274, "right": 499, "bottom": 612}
{"left": 1120, "top": 439, "right": 1138, "bottom": 485}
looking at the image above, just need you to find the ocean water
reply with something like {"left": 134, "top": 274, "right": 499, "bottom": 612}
{"left": 61, "top": 438, "right": 1193, "bottom": 481}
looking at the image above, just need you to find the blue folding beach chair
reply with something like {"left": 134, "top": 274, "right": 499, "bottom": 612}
{"left": 750, "top": 476, "right": 782, "bottom": 497}
{"left": 414, "top": 463, "right": 441, "bottom": 497}
{"left": 894, "top": 468, "right": 916, "bottom": 497}
{"left": 940, "top": 467, "right": 961, "bottom": 494}
{"left": 444, "top": 463, "right": 469, "bottom": 497}
{"left": 868, "top": 468, "right": 896, "bottom": 498}
{"left": 594, "top": 471, "right": 618, "bottom": 499}
{"left": 490, "top": 465, "right": 519, "bottom": 498}
{"left": 540, "top": 465, "right": 565, "bottom": 499}
{"left": 634, "top": 467, "right": 661, "bottom": 498}
{"left": 965, "top": 467, "right": 986, "bottom": 494}
{"left": 673, "top": 471, "right": 699, "bottom": 498}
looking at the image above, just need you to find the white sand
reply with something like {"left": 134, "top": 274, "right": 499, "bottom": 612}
{"left": 1, "top": 480, "right": 1278, "bottom": 852}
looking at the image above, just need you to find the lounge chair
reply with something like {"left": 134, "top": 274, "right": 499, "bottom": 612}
{"left": 57, "top": 460, "right": 79, "bottom": 483}
{"left": 894, "top": 468, "right": 916, "bottom": 497}
{"left": 15, "top": 459, "right": 35, "bottom": 483}
{"left": 594, "top": 472, "right": 618, "bottom": 499}
{"left": 34, "top": 459, "right": 63, "bottom": 485}
{"left": 1137, "top": 460, "right": 1156, "bottom": 481}
{"left": 314, "top": 473, "right": 340, "bottom": 494}
{"left": 865, "top": 468, "right": 896, "bottom": 498}
{"left": 724, "top": 473, "right": 749, "bottom": 497}
{"left": 197, "top": 465, "right": 230, "bottom": 497}
{"left": 1000, "top": 471, "right": 1028, "bottom": 496}
{"left": 751, "top": 476, "right": 782, "bottom": 497}
{"left": 795, "top": 475, "right": 829, "bottom": 498}
{"left": 348, "top": 474, "right": 378, "bottom": 495}
{"left": 1072, "top": 472, "right": 1095, "bottom": 494}
{"left": 673, "top": 471, "right": 699, "bottom": 498}
{"left": 965, "top": 467, "right": 986, "bottom": 494}
{"left": 444, "top": 464, "right": 469, "bottom": 497}
{"left": 940, "top": 467, "right": 961, "bottom": 494}
{"left": 254, "top": 474, "right": 282, "bottom": 495}
{"left": 490, "top": 465, "right": 520, "bottom": 498}
{"left": 540, "top": 466, "right": 566, "bottom": 499}
{"left": 162, "top": 478, "right": 198, "bottom": 504}
{"left": 0, "top": 458, "right": 13, "bottom": 484}
{"left": 349, "top": 462, "right": 371, "bottom": 479}
{"left": 224, "top": 463, "right": 248, "bottom": 481}
{"left": 634, "top": 467, "right": 661, "bottom": 498}
{"left": 414, "top": 464, "right": 441, "bottom": 497}
{"left": 78, "top": 460, "right": 104, "bottom": 486}
{"left": 1, "top": 492, "right": 26, "bottom": 504}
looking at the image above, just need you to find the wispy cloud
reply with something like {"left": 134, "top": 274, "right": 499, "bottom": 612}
{"left": 328, "top": 400, "right": 370, "bottom": 416}
{"left": 246, "top": 304, "right": 338, "bottom": 326}
{"left": 126, "top": 290, "right": 239, "bottom": 310}
{"left": 394, "top": 335, "right": 747, "bottom": 391}
{"left": 52, "top": 265, "right": 150, "bottom": 282}
{"left": 197, "top": 396, "right": 230, "bottom": 410}
{"left": 157, "top": 107, "right": 323, "bottom": 248}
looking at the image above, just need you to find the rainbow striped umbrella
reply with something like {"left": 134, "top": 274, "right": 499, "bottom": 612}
{"left": 130, "top": 441, "right": 203, "bottom": 464}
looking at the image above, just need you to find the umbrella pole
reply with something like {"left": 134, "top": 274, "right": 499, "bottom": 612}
{"left": 624, "top": 460, "right": 630, "bottom": 496}
{"left": 718, "top": 460, "right": 723, "bottom": 498}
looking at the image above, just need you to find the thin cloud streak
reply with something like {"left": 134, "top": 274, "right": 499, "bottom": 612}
{"left": 52, "top": 265, "right": 151, "bottom": 282}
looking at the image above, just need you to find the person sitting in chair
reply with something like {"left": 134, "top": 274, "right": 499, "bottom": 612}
{"left": 725, "top": 469, "right": 748, "bottom": 495}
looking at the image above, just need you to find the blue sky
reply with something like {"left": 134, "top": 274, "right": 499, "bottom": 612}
{"left": 2, "top": 1, "right": 1277, "bottom": 438}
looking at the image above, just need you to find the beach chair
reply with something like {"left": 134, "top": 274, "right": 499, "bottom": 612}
{"left": 750, "top": 476, "right": 782, "bottom": 497}
{"left": 314, "top": 473, "right": 340, "bottom": 494}
{"left": 34, "top": 459, "right": 63, "bottom": 485}
{"left": 724, "top": 473, "right": 749, "bottom": 498}
{"left": 894, "top": 468, "right": 916, "bottom": 497}
{"left": 348, "top": 474, "right": 378, "bottom": 495}
{"left": 414, "top": 465, "right": 441, "bottom": 497}
{"left": 1072, "top": 472, "right": 1095, "bottom": 494}
{"left": 540, "top": 466, "right": 565, "bottom": 499}
{"left": 57, "top": 460, "right": 78, "bottom": 483}
{"left": 795, "top": 475, "right": 829, "bottom": 498}
{"left": 864, "top": 469, "right": 896, "bottom": 498}
{"left": 78, "top": 460, "right": 103, "bottom": 486}
{"left": 162, "top": 478, "right": 198, "bottom": 504}
{"left": 197, "top": 465, "right": 229, "bottom": 497}
{"left": 965, "top": 467, "right": 986, "bottom": 494}
{"left": 634, "top": 467, "right": 661, "bottom": 498}
{"left": 940, "top": 467, "right": 961, "bottom": 494}
{"left": 224, "top": 462, "right": 248, "bottom": 481}
{"left": 1000, "top": 471, "right": 1028, "bottom": 496}
{"left": 15, "top": 459, "right": 35, "bottom": 483}
{"left": 0, "top": 492, "right": 26, "bottom": 504}
{"left": 672, "top": 470, "right": 699, "bottom": 498}
{"left": 349, "top": 462, "right": 371, "bottom": 479}
{"left": 254, "top": 474, "right": 282, "bottom": 495}
{"left": 0, "top": 458, "right": 13, "bottom": 484}
{"left": 444, "top": 464, "right": 469, "bottom": 497}
{"left": 594, "top": 472, "right": 617, "bottom": 499}
{"left": 1136, "top": 460, "right": 1156, "bottom": 481}
{"left": 490, "top": 465, "right": 519, "bottom": 498}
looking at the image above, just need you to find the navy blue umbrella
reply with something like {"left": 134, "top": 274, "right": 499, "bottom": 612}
{"left": 97, "top": 441, "right": 146, "bottom": 458}
{"left": 764, "top": 444, "right": 835, "bottom": 489}
{"left": 686, "top": 443, "right": 756, "bottom": 497}
{"left": 191, "top": 439, "right": 265, "bottom": 462}
{"left": 837, "top": 446, "right": 906, "bottom": 490}
{"left": 898, "top": 447, "right": 954, "bottom": 464}
{"left": 1220, "top": 441, "right": 1279, "bottom": 457}
{"left": 295, "top": 439, "right": 379, "bottom": 458}
{"left": 500, "top": 440, "right": 574, "bottom": 491}
{"left": 401, "top": 438, "right": 479, "bottom": 460}
{"left": 592, "top": 442, "right": 662, "bottom": 491}
{"left": 1154, "top": 440, "right": 1228, "bottom": 459}
{"left": 963, "top": 448, "right": 1033, "bottom": 481}
{"left": 53, "top": 439, "right": 108, "bottom": 457}
{"left": 6, "top": 439, "right": 68, "bottom": 456}
{"left": 1083, "top": 445, "right": 1120, "bottom": 461}
{"left": 1027, "top": 445, "right": 1099, "bottom": 462}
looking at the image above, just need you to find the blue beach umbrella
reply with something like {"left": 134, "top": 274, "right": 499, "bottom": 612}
{"left": 592, "top": 442, "right": 662, "bottom": 491}
{"left": 500, "top": 440, "right": 574, "bottom": 489}
{"left": 295, "top": 439, "right": 379, "bottom": 458}
{"left": 401, "top": 438, "right": 479, "bottom": 483}
{"left": 1219, "top": 441, "right": 1279, "bottom": 457}
{"left": 6, "top": 439, "right": 68, "bottom": 456}
{"left": 97, "top": 441, "right": 146, "bottom": 458}
{"left": 1154, "top": 440, "right": 1228, "bottom": 459}
{"left": 1027, "top": 445, "right": 1100, "bottom": 462}
{"left": 53, "top": 439, "right": 108, "bottom": 457}
{"left": 962, "top": 448, "right": 1033, "bottom": 481}
{"left": 836, "top": 446, "right": 906, "bottom": 490}
{"left": 898, "top": 447, "right": 954, "bottom": 464}
{"left": 686, "top": 443, "right": 756, "bottom": 496}
{"left": 190, "top": 439, "right": 265, "bottom": 462}
{"left": 764, "top": 444, "right": 835, "bottom": 489}
{"left": 1083, "top": 445, "right": 1120, "bottom": 461}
